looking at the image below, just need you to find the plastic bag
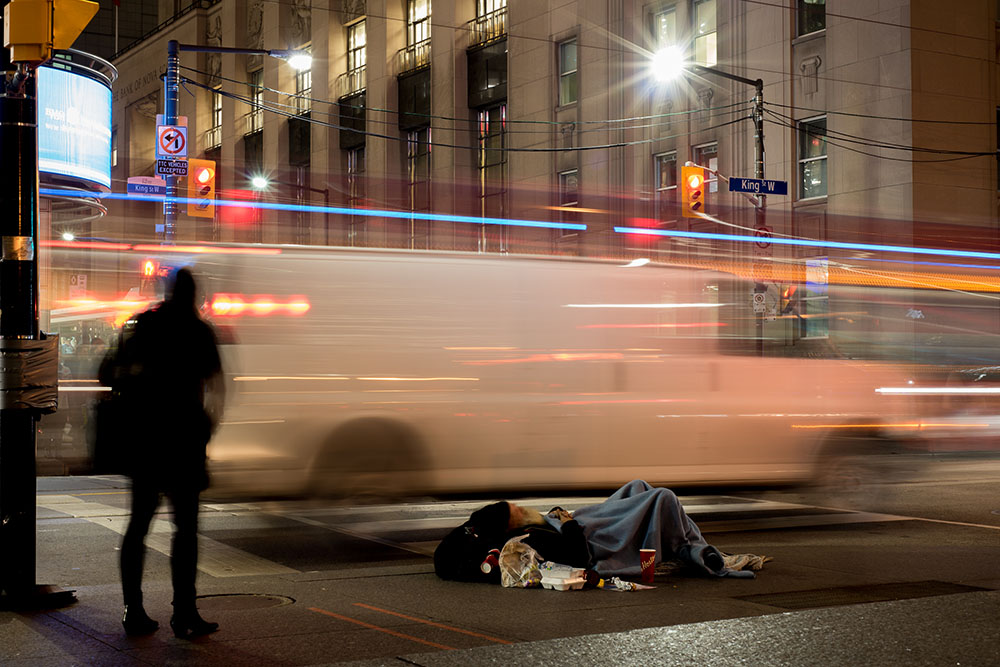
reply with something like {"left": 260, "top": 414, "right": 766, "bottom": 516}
{"left": 499, "top": 534, "right": 543, "bottom": 588}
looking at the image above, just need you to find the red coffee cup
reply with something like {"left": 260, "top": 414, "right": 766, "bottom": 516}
{"left": 640, "top": 548, "right": 656, "bottom": 584}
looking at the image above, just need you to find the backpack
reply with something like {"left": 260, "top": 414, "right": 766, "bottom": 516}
{"left": 433, "top": 523, "right": 504, "bottom": 584}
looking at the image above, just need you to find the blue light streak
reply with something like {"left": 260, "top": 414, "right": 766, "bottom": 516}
{"left": 614, "top": 226, "right": 1000, "bottom": 262}
{"left": 41, "top": 189, "right": 587, "bottom": 232}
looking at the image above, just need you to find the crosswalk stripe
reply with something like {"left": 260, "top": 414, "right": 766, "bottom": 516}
{"left": 37, "top": 496, "right": 299, "bottom": 578}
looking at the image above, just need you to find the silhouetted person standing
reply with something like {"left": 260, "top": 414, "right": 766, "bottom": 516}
{"left": 109, "top": 268, "right": 224, "bottom": 638}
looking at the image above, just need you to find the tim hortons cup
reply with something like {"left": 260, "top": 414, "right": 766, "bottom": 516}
{"left": 640, "top": 548, "right": 656, "bottom": 584}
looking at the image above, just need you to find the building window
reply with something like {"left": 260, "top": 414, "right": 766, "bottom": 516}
{"left": 293, "top": 165, "right": 310, "bottom": 244}
{"left": 407, "top": 0, "right": 430, "bottom": 47}
{"left": 654, "top": 151, "right": 677, "bottom": 221}
{"left": 479, "top": 104, "right": 508, "bottom": 246}
{"left": 798, "top": 116, "right": 827, "bottom": 199}
{"left": 294, "top": 50, "right": 312, "bottom": 115}
{"left": 653, "top": 7, "right": 676, "bottom": 50}
{"left": 111, "top": 127, "right": 117, "bottom": 167}
{"left": 347, "top": 147, "right": 366, "bottom": 246}
{"left": 407, "top": 129, "right": 431, "bottom": 248}
{"left": 348, "top": 20, "right": 366, "bottom": 72}
{"left": 206, "top": 88, "right": 222, "bottom": 148}
{"left": 693, "top": 142, "right": 718, "bottom": 193}
{"left": 246, "top": 68, "right": 263, "bottom": 135}
{"left": 558, "top": 39, "right": 578, "bottom": 106}
{"left": 797, "top": 0, "right": 825, "bottom": 37}
{"left": 558, "top": 168, "right": 579, "bottom": 232}
{"left": 407, "top": 128, "right": 431, "bottom": 213}
{"left": 693, "top": 0, "right": 717, "bottom": 67}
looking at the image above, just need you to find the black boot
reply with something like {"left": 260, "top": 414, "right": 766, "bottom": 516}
{"left": 122, "top": 606, "right": 159, "bottom": 636}
{"left": 170, "top": 608, "right": 219, "bottom": 639}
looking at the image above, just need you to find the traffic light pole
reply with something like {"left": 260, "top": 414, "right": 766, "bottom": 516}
{"left": 0, "top": 65, "right": 72, "bottom": 609}
{"left": 691, "top": 66, "right": 767, "bottom": 356}
{"left": 162, "top": 40, "right": 180, "bottom": 243}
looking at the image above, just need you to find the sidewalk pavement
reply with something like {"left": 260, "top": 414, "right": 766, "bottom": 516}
{"left": 4, "top": 568, "right": 997, "bottom": 666}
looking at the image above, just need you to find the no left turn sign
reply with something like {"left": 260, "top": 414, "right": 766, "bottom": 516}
{"left": 156, "top": 125, "right": 188, "bottom": 158}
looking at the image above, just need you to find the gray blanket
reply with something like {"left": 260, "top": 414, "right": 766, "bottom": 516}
{"left": 572, "top": 480, "right": 754, "bottom": 578}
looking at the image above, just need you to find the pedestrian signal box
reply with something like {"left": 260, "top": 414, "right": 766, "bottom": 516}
{"left": 186, "top": 158, "right": 216, "bottom": 218}
{"left": 681, "top": 166, "right": 705, "bottom": 219}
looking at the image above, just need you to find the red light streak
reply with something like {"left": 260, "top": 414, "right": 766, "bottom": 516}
{"left": 579, "top": 323, "right": 727, "bottom": 329}
{"left": 210, "top": 293, "right": 310, "bottom": 317}
{"left": 41, "top": 240, "right": 131, "bottom": 250}
{"left": 132, "top": 244, "right": 281, "bottom": 255}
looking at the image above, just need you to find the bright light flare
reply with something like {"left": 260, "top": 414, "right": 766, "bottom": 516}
{"left": 61, "top": 232, "right": 75, "bottom": 241}
{"left": 251, "top": 176, "right": 268, "bottom": 189}
{"left": 651, "top": 46, "right": 687, "bottom": 82}
{"left": 286, "top": 54, "right": 312, "bottom": 71}
{"left": 687, "top": 173, "right": 703, "bottom": 189}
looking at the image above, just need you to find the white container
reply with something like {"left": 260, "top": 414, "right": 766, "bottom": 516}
{"left": 540, "top": 575, "right": 587, "bottom": 591}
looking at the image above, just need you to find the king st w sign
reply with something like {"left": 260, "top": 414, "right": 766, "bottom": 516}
{"left": 728, "top": 178, "right": 788, "bottom": 196}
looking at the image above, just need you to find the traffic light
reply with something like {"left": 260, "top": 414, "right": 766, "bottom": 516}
{"left": 187, "top": 158, "right": 216, "bottom": 218}
{"left": 4, "top": 0, "right": 99, "bottom": 63}
{"left": 139, "top": 259, "right": 159, "bottom": 297}
{"left": 681, "top": 165, "right": 706, "bottom": 219}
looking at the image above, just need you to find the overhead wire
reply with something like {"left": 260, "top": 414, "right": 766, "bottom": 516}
{"left": 763, "top": 114, "right": 991, "bottom": 164}
{"left": 765, "top": 107, "right": 995, "bottom": 157}
{"left": 182, "top": 74, "right": 752, "bottom": 152}
{"left": 180, "top": 64, "right": 751, "bottom": 130}
{"left": 765, "top": 100, "right": 995, "bottom": 126}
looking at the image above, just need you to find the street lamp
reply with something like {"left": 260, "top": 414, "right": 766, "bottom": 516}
{"left": 162, "top": 40, "right": 311, "bottom": 243}
{"left": 653, "top": 47, "right": 769, "bottom": 356}
{"left": 252, "top": 176, "right": 331, "bottom": 245}
{"left": 651, "top": 47, "right": 765, "bottom": 184}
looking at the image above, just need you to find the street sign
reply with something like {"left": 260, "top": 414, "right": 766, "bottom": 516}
{"left": 126, "top": 176, "right": 166, "bottom": 197}
{"left": 156, "top": 125, "right": 187, "bottom": 158}
{"left": 754, "top": 226, "right": 772, "bottom": 248}
{"left": 68, "top": 274, "right": 87, "bottom": 299}
{"left": 155, "top": 159, "right": 188, "bottom": 176}
{"left": 728, "top": 178, "right": 788, "bottom": 196}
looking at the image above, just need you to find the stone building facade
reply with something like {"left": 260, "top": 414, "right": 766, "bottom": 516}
{"left": 102, "top": 1, "right": 997, "bottom": 261}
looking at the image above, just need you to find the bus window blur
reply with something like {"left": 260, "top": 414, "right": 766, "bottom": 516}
{"left": 38, "top": 224, "right": 1000, "bottom": 500}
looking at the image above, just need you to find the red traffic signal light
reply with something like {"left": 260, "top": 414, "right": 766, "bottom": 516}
{"left": 681, "top": 166, "right": 705, "bottom": 219}
{"left": 187, "top": 158, "right": 216, "bottom": 218}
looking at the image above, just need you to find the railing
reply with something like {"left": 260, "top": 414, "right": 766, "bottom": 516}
{"left": 242, "top": 108, "right": 263, "bottom": 136}
{"left": 204, "top": 125, "right": 222, "bottom": 149}
{"left": 469, "top": 8, "right": 506, "bottom": 49}
{"left": 395, "top": 40, "right": 431, "bottom": 76}
{"left": 336, "top": 66, "right": 366, "bottom": 99}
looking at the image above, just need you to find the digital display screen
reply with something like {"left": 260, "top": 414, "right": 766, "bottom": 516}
{"left": 37, "top": 66, "right": 112, "bottom": 189}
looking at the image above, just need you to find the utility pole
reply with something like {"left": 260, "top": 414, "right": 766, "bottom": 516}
{"left": 0, "top": 0, "right": 97, "bottom": 608}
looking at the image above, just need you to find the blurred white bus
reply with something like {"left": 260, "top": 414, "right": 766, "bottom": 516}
{"left": 44, "top": 242, "right": 921, "bottom": 498}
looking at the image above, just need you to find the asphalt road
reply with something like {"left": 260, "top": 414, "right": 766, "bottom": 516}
{"left": 9, "top": 454, "right": 1000, "bottom": 665}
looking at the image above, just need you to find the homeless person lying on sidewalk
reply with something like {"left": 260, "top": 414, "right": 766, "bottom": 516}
{"left": 434, "top": 480, "right": 766, "bottom": 584}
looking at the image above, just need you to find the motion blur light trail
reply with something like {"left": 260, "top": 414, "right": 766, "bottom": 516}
{"left": 40, "top": 188, "right": 587, "bottom": 231}
{"left": 614, "top": 225, "right": 1000, "bottom": 262}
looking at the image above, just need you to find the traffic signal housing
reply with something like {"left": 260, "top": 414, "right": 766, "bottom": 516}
{"left": 187, "top": 158, "right": 216, "bottom": 218}
{"left": 681, "top": 165, "right": 706, "bottom": 219}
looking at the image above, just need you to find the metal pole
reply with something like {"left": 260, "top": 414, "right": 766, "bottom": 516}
{"left": 0, "top": 68, "right": 38, "bottom": 601}
{"left": 324, "top": 189, "right": 329, "bottom": 246}
{"left": 163, "top": 40, "right": 179, "bottom": 243}
{"left": 752, "top": 80, "right": 766, "bottom": 357}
